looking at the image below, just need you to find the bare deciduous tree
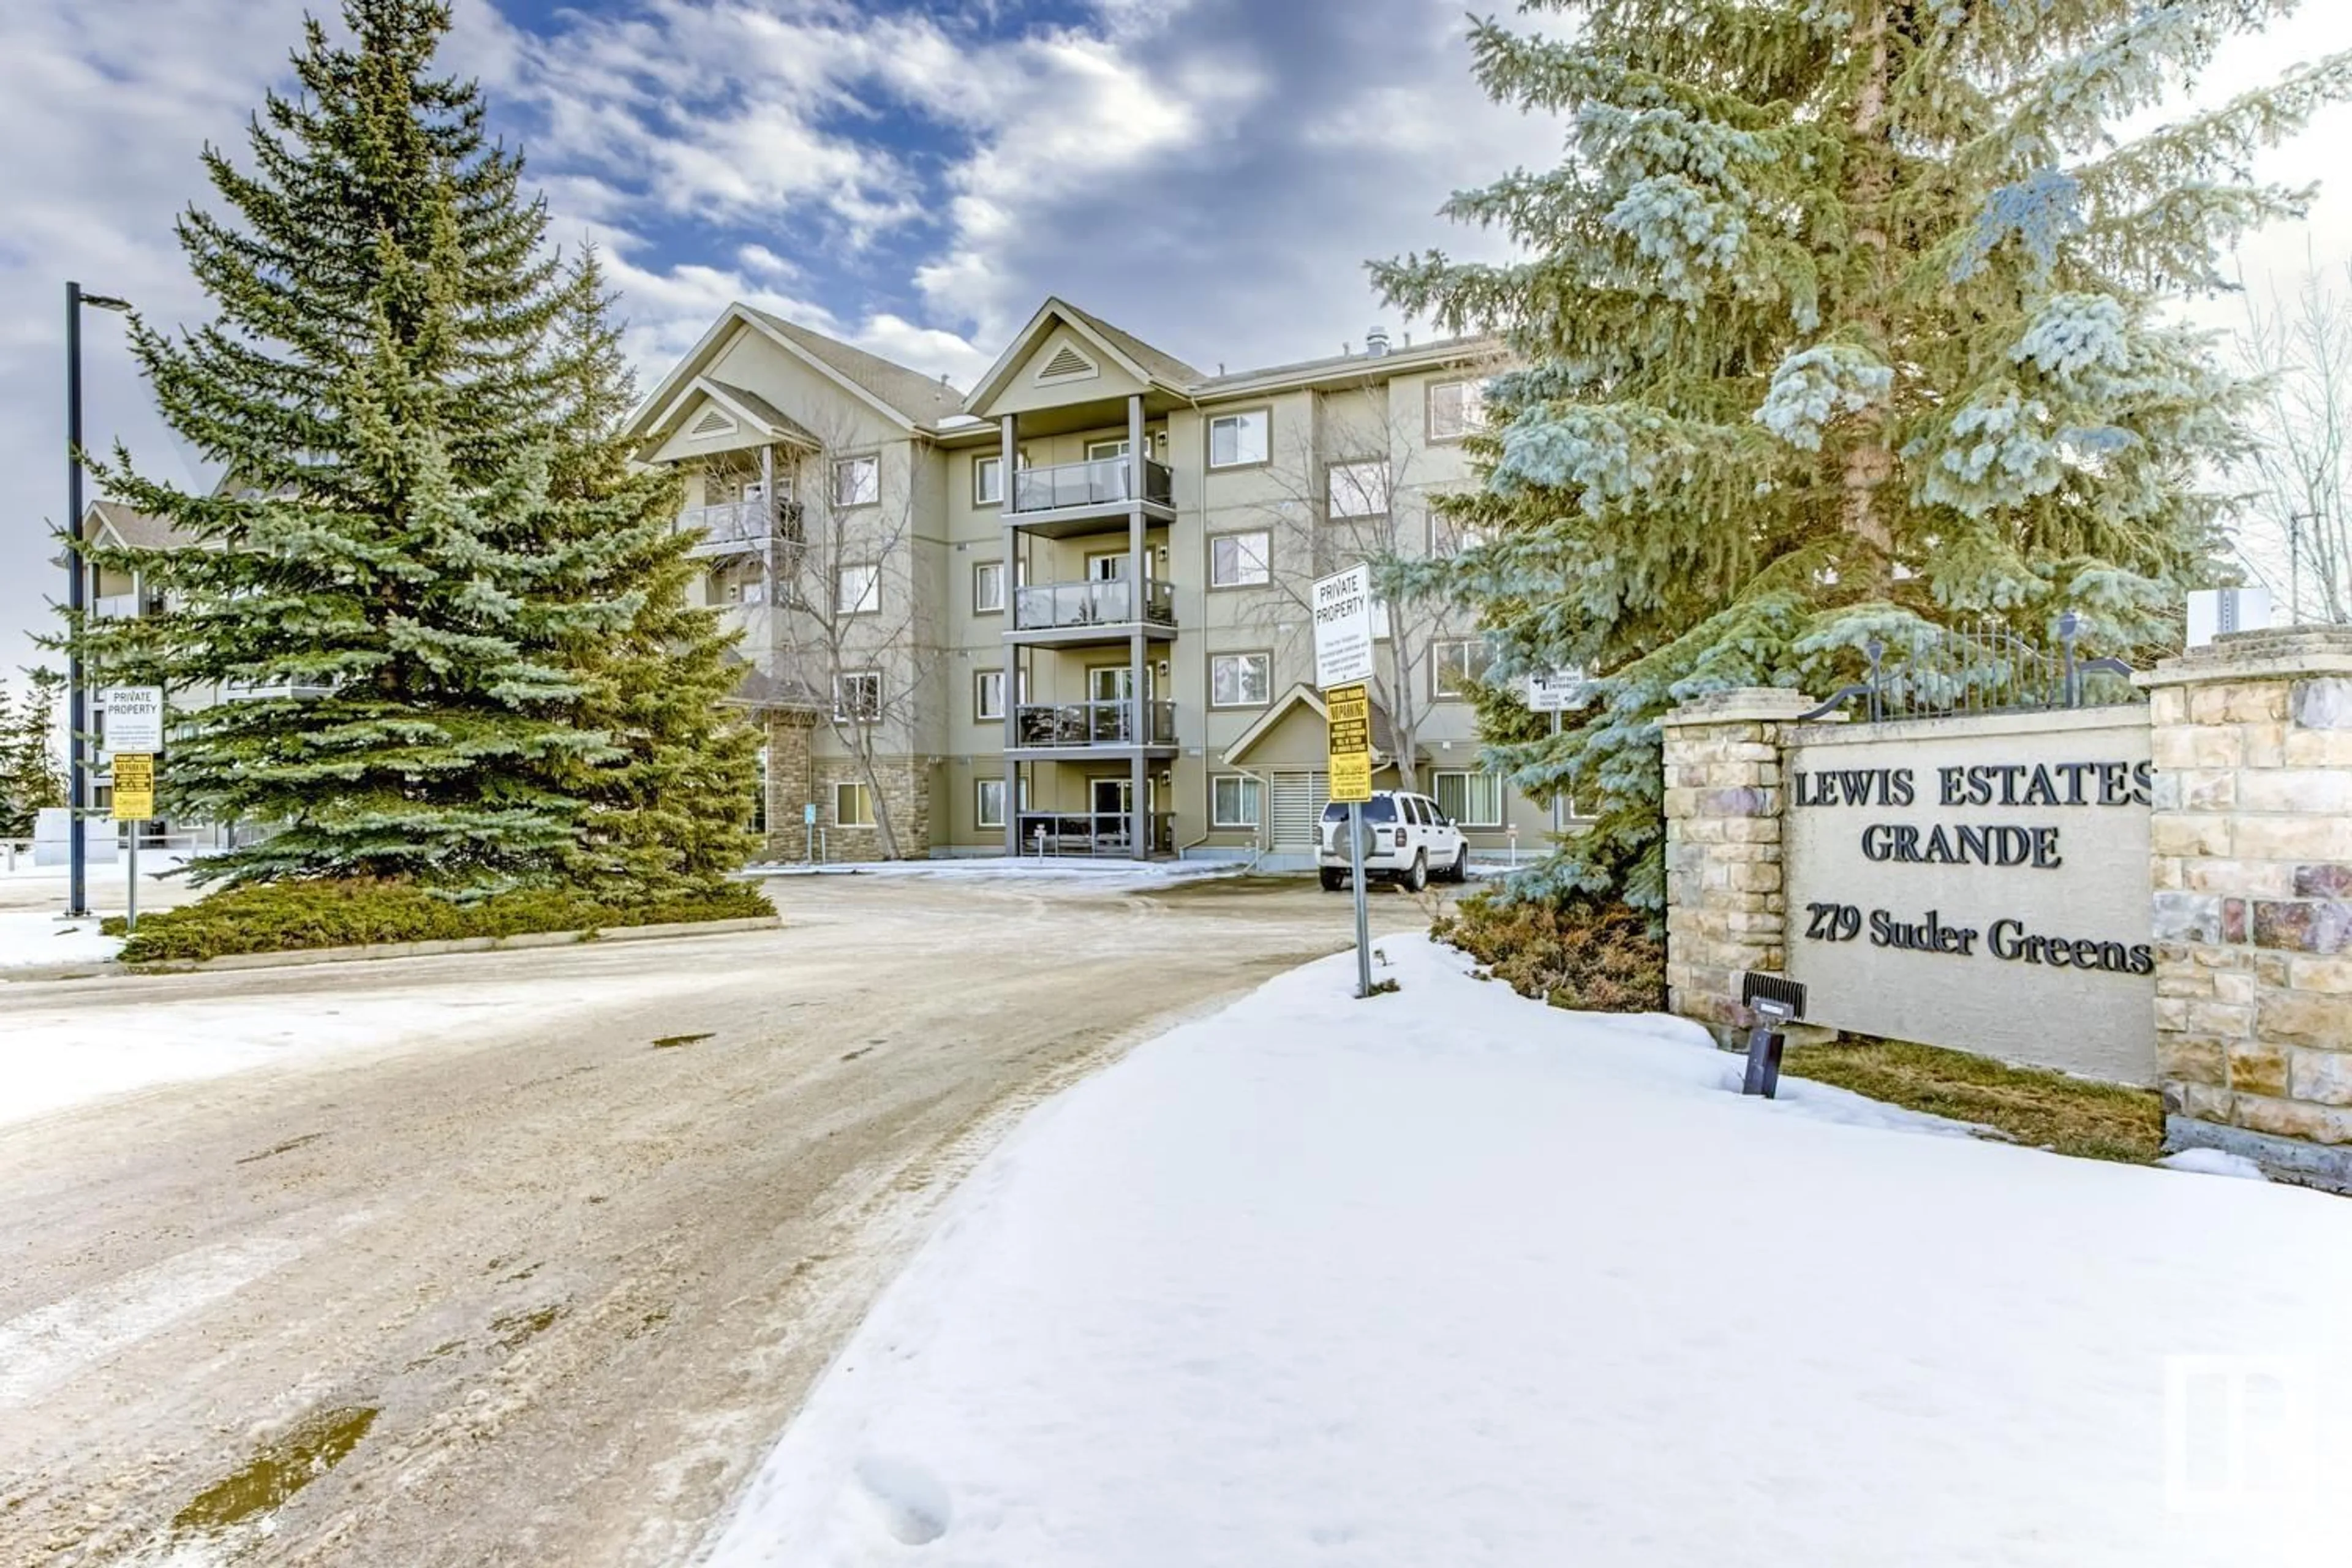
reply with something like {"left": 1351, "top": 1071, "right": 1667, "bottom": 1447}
{"left": 2234, "top": 257, "right": 2352, "bottom": 625}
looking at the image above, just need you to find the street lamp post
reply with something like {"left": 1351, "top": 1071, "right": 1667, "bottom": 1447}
{"left": 64, "top": 280, "right": 132, "bottom": 921}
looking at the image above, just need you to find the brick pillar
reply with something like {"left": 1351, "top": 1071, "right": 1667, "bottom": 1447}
{"left": 1659, "top": 687, "right": 1827, "bottom": 1046}
{"left": 765, "top": 709, "right": 818, "bottom": 855}
{"left": 2142, "top": 627, "right": 2352, "bottom": 1188}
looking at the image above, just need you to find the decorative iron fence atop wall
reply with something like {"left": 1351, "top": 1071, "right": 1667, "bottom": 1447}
{"left": 1798, "top": 612, "right": 2139, "bottom": 725}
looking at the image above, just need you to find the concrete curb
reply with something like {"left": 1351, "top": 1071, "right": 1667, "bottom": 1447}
{"left": 2, "top": 914, "right": 782, "bottom": 984}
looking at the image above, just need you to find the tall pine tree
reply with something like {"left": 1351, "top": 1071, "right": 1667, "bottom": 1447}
{"left": 532, "top": 247, "right": 759, "bottom": 894}
{"left": 75, "top": 0, "right": 606, "bottom": 889}
{"left": 1376, "top": 1, "right": 2351, "bottom": 909}
{"left": 0, "top": 672, "right": 66, "bottom": 839}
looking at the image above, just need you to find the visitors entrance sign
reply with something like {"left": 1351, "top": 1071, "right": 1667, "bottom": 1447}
{"left": 1327, "top": 683, "right": 1372, "bottom": 804}
{"left": 1312, "top": 564, "right": 1375, "bottom": 689}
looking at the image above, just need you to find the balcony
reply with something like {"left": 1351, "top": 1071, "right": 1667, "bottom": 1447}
{"left": 677, "top": 498, "right": 803, "bottom": 557}
{"left": 221, "top": 677, "right": 337, "bottom": 701}
{"left": 1009, "top": 578, "right": 1177, "bottom": 645}
{"left": 1016, "top": 811, "right": 1174, "bottom": 858}
{"left": 1008, "top": 456, "right": 1174, "bottom": 535}
{"left": 1009, "top": 699, "right": 1178, "bottom": 753}
{"left": 93, "top": 594, "right": 155, "bottom": 620}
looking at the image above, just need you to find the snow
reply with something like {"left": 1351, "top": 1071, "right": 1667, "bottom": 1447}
{"left": 704, "top": 935, "right": 2352, "bottom": 1567}
{"left": 0, "top": 914, "right": 121, "bottom": 971}
{"left": 746, "top": 858, "right": 1238, "bottom": 889}
{"left": 2158, "top": 1147, "right": 2271, "bottom": 1182}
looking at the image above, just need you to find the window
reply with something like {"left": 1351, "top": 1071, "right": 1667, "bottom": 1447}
{"left": 1430, "top": 512, "right": 1491, "bottom": 557}
{"left": 976, "top": 669, "right": 1005, "bottom": 722}
{"left": 1085, "top": 437, "right": 1131, "bottom": 460}
{"left": 977, "top": 778, "right": 1007, "bottom": 829}
{"left": 1329, "top": 460, "right": 1390, "bottom": 519}
{"left": 1564, "top": 772, "right": 1603, "bottom": 821}
{"left": 1207, "top": 409, "right": 1270, "bottom": 469}
{"left": 1210, "top": 651, "right": 1272, "bottom": 708}
{"left": 832, "top": 454, "right": 880, "bottom": 508}
{"left": 1434, "top": 770, "right": 1505, "bottom": 827}
{"left": 834, "top": 671, "right": 881, "bottom": 722}
{"left": 1210, "top": 531, "right": 1271, "bottom": 587}
{"left": 1402, "top": 796, "right": 1428, "bottom": 826}
{"left": 1433, "top": 638, "right": 1492, "bottom": 699}
{"left": 974, "top": 455, "right": 1003, "bottom": 507}
{"left": 974, "top": 560, "right": 1006, "bottom": 614}
{"left": 835, "top": 779, "right": 875, "bottom": 827}
{"left": 1212, "top": 774, "right": 1262, "bottom": 828}
{"left": 1428, "top": 379, "right": 1488, "bottom": 442}
{"left": 838, "top": 562, "right": 880, "bottom": 615}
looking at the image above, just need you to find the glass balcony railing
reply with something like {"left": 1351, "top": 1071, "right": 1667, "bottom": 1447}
{"left": 1010, "top": 699, "right": 1177, "bottom": 749}
{"left": 677, "top": 498, "right": 803, "bottom": 554}
{"left": 1011, "top": 578, "right": 1175, "bottom": 633}
{"left": 1015, "top": 811, "right": 1174, "bottom": 857}
{"left": 1010, "top": 456, "right": 1173, "bottom": 513}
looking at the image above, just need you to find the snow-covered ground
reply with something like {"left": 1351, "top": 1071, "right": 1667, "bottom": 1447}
{"left": 0, "top": 914, "right": 121, "bottom": 972}
{"left": 704, "top": 935, "right": 2352, "bottom": 1567}
{"left": 747, "top": 856, "right": 1240, "bottom": 888}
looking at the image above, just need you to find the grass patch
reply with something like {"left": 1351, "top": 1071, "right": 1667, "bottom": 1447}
{"left": 1785, "top": 1036, "right": 2165, "bottom": 1164}
{"left": 107, "top": 878, "right": 774, "bottom": 963}
{"left": 1431, "top": 891, "right": 1665, "bottom": 1013}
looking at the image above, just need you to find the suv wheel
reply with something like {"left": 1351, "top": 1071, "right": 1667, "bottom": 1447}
{"left": 1319, "top": 869, "right": 1345, "bottom": 892}
{"left": 1401, "top": 851, "right": 1428, "bottom": 894}
{"left": 1450, "top": 844, "right": 1470, "bottom": 883}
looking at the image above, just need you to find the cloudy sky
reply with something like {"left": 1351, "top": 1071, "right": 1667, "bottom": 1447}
{"left": 3, "top": 0, "right": 2350, "bottom": 681}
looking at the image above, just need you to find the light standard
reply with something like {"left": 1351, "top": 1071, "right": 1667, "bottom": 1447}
{"left": 65, "top": 281, "right": 132, "bottom": 920}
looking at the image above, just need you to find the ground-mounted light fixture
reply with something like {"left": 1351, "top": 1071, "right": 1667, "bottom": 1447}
{"left": 1738, "top": 972, "right": 1807, "bottom": 1099}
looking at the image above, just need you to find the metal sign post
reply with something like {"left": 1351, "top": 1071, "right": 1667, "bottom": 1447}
{"left": 1326, "top": 681, "right": 1375, "bottom": 998}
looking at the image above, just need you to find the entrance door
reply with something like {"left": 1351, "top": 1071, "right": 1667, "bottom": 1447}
{"left": 1270, "top": 770, "right": 1331, "bottom": 852}
{"left": 1090, "top": 665, "right": 1154, "bottom": 703}
{"left": 1086, "top": 551, "right": 1128, "bottom": 581}
{"left": 1092, "top": 777, "right": 1133, "bottom": 817}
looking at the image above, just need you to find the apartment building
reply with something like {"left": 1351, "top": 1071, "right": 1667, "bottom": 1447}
{"left": 628, "top": 296, "right": 1570, "bottom": 863}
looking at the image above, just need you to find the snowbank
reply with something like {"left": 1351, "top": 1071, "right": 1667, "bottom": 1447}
{"left": 0, "top": 914, "right": 121, "bottom": 971}
{"left": 704, "top": 935, "right": 2351, "bottom": 1567}
{"left": 746, "top": 858, "right": 1238, "bottom": 888}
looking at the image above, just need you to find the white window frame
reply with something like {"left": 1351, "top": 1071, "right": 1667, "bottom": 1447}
{"left": 1328, "top": 459, "right": 1390, "bottom": 519}
{"left": 1207, "top": 409, "right": 1270, "bottom": 469}
{"left": 974, "top": 560, "right": 1006, "bottom": 614}
{"left": 837, "top": 562, "right": 880, "bottom": 616}
{"left": 1434, "top": 769, "right": 1505, "bottom": 828}
{"left": 834, "top": 670, "right": 882, "bottom": 723}
{"left": 835, "top": 778, "right": 875, "bottom": 827}
{"left": 976, "top": 668, "right": 1005, "bottom": 722}
{"left": 1209, "top": 650, "right": 1272, "bottom": 709}
{"left": 976, "top": 777, "right": 1007, "bottom": 830}
{"left": 832, "top": 454, "right": 880, "bottom": 508}
{"left": 1209, "top": 530, "right": 1272, "bottom": 588}
{"left": 1211, "top": 773, "right": 1262, "bottom": 829}
{"left": 974, "top": 454, "right": 1003, "bottom": 507}
{"left": 1428, "top": 379, "right": 1488, "bottom": 443}
{"left": 1433, "top": 638, "right": 1490, "bottom": 699}
{"left": 1085, "top": 437, "right": 1131, "bottom": 460}
{"left": 1430, "top": 512, "right": 1490, "bottom": 557}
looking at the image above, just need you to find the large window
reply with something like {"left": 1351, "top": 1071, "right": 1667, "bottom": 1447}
{"left": 1328, "top": 460, "right": 1390, "bottom": 519}
{"left": 834, "top": 670, "right": 882, "bottom": 722}
{"left": 976, "top": 778, "right": 1006, "bottom": 829}
{"left": 833, "top": 454, "right": 880, "bottom": 508}
{"left": 1212, "top": 774, "right": 1262, "bottom": 828}
{"left": 1207, "top": 409, "right": 1270, "bottom": 469}
{"left": 974, "top": 454, "right": 1003, "bottom": 507}
{"left": 1434, "top": 769, "right": 1504, "bottom": 827}
{"left": 974, "top": 560, "right": 1005, "bottom": 614}
{"left": 835, "top": 780, "right": 876, "bottom": 827}
{"left": 1432, "top": 638, "right": 1492, "bottom": 699}
{"left": 1427, "top": 379, "right": 1488, "bottom": 442}
{"left": 1209, "top": 531, "right": 1271, "bottom": 587}
{"left": 838, "top": 562, "right": 880, "bottom": 615}
{"left": 976, "top": 668, "right": 1005, "bottom": 722}
{"left": 1210, "top": 650, "right": 1272, "bottom": 708}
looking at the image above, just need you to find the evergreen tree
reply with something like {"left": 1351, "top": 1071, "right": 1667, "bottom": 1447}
{"left": 1375, "top": 1, "right": 2351, "bottom": 909}
{"left": 532, "top": 247, "right": 760, "bottom": 894}
{"left": 0, "top": 672, "right": 66, "bottom": 839}
{"left": 74, "top": 0, "right": 603, "bottom": 889}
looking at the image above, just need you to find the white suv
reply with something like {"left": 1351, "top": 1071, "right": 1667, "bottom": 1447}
{"left": 1317, "top": 790, "right": 1469, "bottom": 892}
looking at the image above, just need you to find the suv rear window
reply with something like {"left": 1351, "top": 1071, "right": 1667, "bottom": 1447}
{"left": 1323, "top": 796, "right": 1397, "bottom": 823}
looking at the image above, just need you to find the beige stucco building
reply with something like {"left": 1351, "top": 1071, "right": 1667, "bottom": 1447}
{"left": 626, "top": 297, "right": 1570, "bottom": 862}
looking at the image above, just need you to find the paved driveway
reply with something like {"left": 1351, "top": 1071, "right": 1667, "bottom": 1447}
{"left": 0, "top": 871, "right": 1431, "bottom": 1567}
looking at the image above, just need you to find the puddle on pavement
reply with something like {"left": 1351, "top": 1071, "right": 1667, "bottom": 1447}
{"left": 170, "top": 1405, "right": 378, "bottom": 1536}
{"left": 652, "top": 1031, "right": 714, "bottom": 1049}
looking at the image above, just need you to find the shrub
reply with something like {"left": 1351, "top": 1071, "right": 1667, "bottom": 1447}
{"left": 107, "top": 877, "right": 774, "bottom": 963}
{"left": 1432, "top": 891, "right": 1665, "bottom": 1013}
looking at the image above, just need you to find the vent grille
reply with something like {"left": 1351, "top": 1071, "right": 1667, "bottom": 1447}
{"left": 688, "top": 407, "right": 737, "bottom": 438}
{"left": 1037, "top": 342, "right": 1097, "bottom": 382}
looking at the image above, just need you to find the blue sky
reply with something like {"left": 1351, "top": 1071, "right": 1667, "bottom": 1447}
{"left": 2, "top": 0, "right": 2350, "bottom": 680}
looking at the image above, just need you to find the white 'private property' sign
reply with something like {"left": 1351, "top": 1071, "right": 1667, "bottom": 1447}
{"left": 1782, "top": 708, "right": 2156, "bottom": 1085}
{"left": 103, "top": 685, "right": 166, "bottom": 755}
{"left": 1313, "top": 564, "right": 1375, "bottom": 690}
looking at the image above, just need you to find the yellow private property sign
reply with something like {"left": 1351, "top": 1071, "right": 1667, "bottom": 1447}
{"left": 111, "top": 753, "right": 156, "bottom": 820}
{"left": 1327, "top": 683, "right": 1373, "bottom": 803}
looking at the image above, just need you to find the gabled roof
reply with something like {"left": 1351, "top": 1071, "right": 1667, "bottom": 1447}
{"left": 1189, "top": 334, "right": 1497, "bottom": 396}
{"left": 624, "top": 304, "right": 967, "bottom": 443}
{"left": 1222, "top": 682, "right": 1401, "bottom": 767}
{"left": 83, "top": 500, "right": 197, "bottom": 551}
{"left": 742, "top": 308, "right": 967, "bottom": 428}
{"left": 959, "top": 296, "right": 1202, "bottom": 416}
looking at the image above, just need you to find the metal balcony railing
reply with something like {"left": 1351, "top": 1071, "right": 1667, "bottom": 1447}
{"left": 1011, "top": 578, "right": 1175, "bottom": 633}
{"left": 1011, "top": 699, "right": 1177, "bottom": 748}
{"left": 1016, "top": 811, "right": 1173, "bottom": 857}
{"left": 677, "top": 498, "right": 804, "bottom": 554}
{"left": 1011, "top": 456, "right": 1173, "bottom": 513}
